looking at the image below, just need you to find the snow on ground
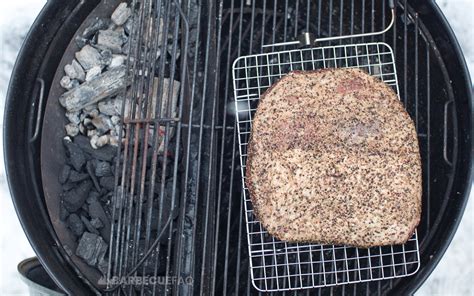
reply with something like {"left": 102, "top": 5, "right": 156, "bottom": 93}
{"left": 0, "top": 0, "right": 472, "bottom": 295}
{"left": 0, "top": 1, "right": 46, "bottom": 295}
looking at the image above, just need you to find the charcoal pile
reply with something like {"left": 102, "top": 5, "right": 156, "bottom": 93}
{"left": 58, "top": 2, "right": 180, "bottom": 149}
{"left": 59, "top": 135, "right": 116, "bottom": 274}
{"left": 55, "top": 1, "right": 183, "bottom": 277}
{"left": 59, "top": 2, "right": 134, "bottom": 148}
{"left": 59, "top": 132, "right": 181, "bottom": 275}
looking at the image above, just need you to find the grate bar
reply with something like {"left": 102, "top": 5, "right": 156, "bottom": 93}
{"left": 106, "top": 1, "right": 189, "bottom": 295}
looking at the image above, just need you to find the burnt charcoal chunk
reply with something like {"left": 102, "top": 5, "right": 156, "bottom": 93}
{"left": 67, "top": 213, "right": 84, "bottom": 237}
{"left": 101, "top": 192, "right": 113, "bottom": 204}
{"left": 90, "top": 217, "right": 104, "bottom": 229}
{"left": 75, "top": 36, "right": 88, "bottom": 48}
{"left": 82, "top": 18, "right": 111, "bottom": 39}
{"left": 59, "top": 165, "right": 71, "bottom": 184}
{"left": 95, "top": 161, "right": 112, "bottom": 177}
{"left": 88, "top": 200, "right": 108, "bottom": 223}
{"left": 62, "top": 182, "right": 76, "bottom": 191}
{"left": 75, "top": 135, "right": 116, "bottom": 162}
{"left": 64, "top": 140, "right": 87, "bottom": 171}
{"left": 87, "top": 191, "right": 100, "bottom": 204}
{"left": 68, "top": 170, "right": 89, "bottom": 183}
{"left": 59, "top": 65, "right": 127, "bottom": 111}
{"left": 100, "top": 49, "right": 113, "bottom": 66}
{"left": 100, "top": 176, "right": 115, "bottom": 191}
{"left": 76, "top": 232, "right": 107, "bottom": 266}
{"left": 97, "top": 30, "right": 125, "bottom": 53}
{"left": 86, "top": 161, "right": 101, "bottom": 191}
{"left": 89, "top": 199, "right": 111, "bottom": 242}
{"left": 62, "top": 180, "right": 93, "bottom": 212}
{"left": 80, "top": 215, "right": 100, "bottom": 235}
{"left": 111, "top": 3, "right": 132, "bottom": 26}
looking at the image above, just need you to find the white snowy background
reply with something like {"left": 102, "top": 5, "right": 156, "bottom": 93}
{"left": 0, "top": 0, "right": 472, "bottom": 295}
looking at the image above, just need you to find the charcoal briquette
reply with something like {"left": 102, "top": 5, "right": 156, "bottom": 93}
{"left": 75, "top": 232, "right": 108, "bottom": 267}
{"left": 86, "top": 161, "right": 101, "bottom": 192}
{"left": 75, "top": 135, "right": 116, "bottom": 162}
{"left": 64, "top": 140, "right": 87, "bottom": 171}
{"left": 62, "top": 182, "right": 76, "bottom": 191}
{"left": 100, "top": 176, "right": 115, "bottom": 191}
{"left": 90, "top": 217, "right": 104, "bottom": 229}
{"left": 100, "top": 49, "right": 113, "bottom": 66}
{"left": 59, "top": 165, "right": 71, "bottom": 184}
{"left": 95, "top": 161, "right": 112, "bottom": 177}
{"left": 75, "top": 36, "right": 88, "bottom": 48}
{"left": 67, "top": 213, "right": 85, "bottom": 237}
{"left": 87, "top": 191, "right": 100, "bottom": 204}
{"left": 82, "top": 18, "right": 111, "bottom": 39}
{"left": 68, "top": 170, "right": 90, "bottom": 183}
{"left": 80, "top": 215, "right": 100, "bottom": 235}
{"left": 62, "top": 180, "right": 93, "bottom": 212}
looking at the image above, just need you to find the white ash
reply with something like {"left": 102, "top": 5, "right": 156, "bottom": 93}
{"left": 85, "top": 66, "right": 102, "bottom": 82}
{"left": 83, "top": 103, "right": 98, "bottom": 112}
{"left": 64, "top": 60, "right": 86, "bottom": 82}
{"left": 97, "top": 29, "right": 126, "bottom": 54}
{"left": 109, "top": 136, "right": 120, "bottom": 147}
{"left": 66, "top": 111, "right": 81, "bottom": 125}
{"left": 59, "top": 65, "right": 128, "bottom": 111}
{"left": 91, "top": 115, "right": 114, "bottom": 134}
{"left": 87, "top": 129, "right": 99, "bottom": 138}
{"left": 82, "top": 18, "right": 111, "bottom": 39}
{"left": 109, "top": 54, "right": 126, "bottom": 69}
{"left": 90, "top": 134, "right": 109, "bottom": 149}
{"left": 58, "top": 1, "right": 178, "bottom": 152}
{"left": 75, "top": 45, "right": 103, "bottom": 71}
{"left": 98, "top": 96, "right": 123, "bottom": 116}
{"left": 83, "top": 108, "right": 99, "bottom": 118}
{"left": 110, "top": 115, "right": 120, "bottom": 126}
{"left": 99, "top": 49, "right": 113, "bottom": 67}
{"left": 65, "top": 123, "right": 80, "bottom": 137}
{"left": 60, "top": 76, "right": 79, "bottom": 90}
{"left": 111, "top": 3, "right": 132, "bottom": 26}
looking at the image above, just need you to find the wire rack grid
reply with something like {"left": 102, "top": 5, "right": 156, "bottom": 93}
{"left": 232, "top": 42, "right": 421, "bottom": 292}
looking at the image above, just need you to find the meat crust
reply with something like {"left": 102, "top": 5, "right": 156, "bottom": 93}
{"left": 246, "top": 68, "right": 422, "bottom": 248}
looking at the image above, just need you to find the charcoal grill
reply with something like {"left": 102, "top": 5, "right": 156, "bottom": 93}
{"left": 4, "top": 0, "right": 472, "bottom": 295}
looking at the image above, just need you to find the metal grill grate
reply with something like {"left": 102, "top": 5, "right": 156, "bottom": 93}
{"left": 233, "top": 43, "right": 420, "bottom": 292}
{"left": 106, "top": 0, "right": 189, "bottom": 294}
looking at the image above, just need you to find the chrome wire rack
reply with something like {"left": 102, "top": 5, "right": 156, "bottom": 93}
{"left": 232, "top": 42, "right": 421, "bottom": 292}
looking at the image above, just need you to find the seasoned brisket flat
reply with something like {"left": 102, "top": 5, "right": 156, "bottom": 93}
{"left": 246, "top": 68, "right": 422, "bottom": 248}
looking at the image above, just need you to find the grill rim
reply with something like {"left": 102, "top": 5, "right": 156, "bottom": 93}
{"left": 392, "top": 1, "right": 473, "bottom": 293}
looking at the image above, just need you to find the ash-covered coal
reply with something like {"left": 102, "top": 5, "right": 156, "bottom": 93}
{"left": 58, "top": 1, "right": 181, "bottom": 151}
